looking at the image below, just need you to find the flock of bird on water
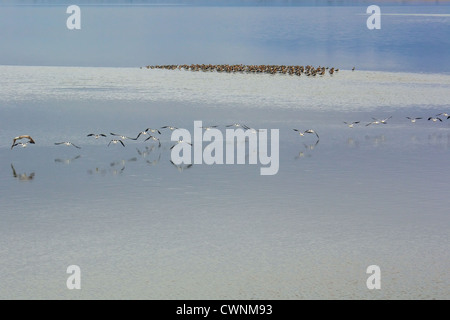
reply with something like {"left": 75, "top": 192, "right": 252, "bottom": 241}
{"left": 141, "top": 64, "right": 352, "bottom": 76}
{"left": 7, "top": 64, "right": 449, "bottom": 151}
{"left": 9, "top": 113, "right": 450, "bottom": 151}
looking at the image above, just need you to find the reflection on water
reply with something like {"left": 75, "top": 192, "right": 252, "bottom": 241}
{"left": 146, "top": 155, "right": 162, "bottom": 167}
{"left": 170, "top": 160, "right": 193, "bottom": 172}
{"left": 365, "top": 134, "right": 387, "bottom": 147}
{"left": 1, "top": 118, "right": 449, "bottom": 299}
{"left": 10, "top": 163, "right": 35, "bottom": 181}
{"left": 1, "top": 5, "right": 450, "bottom": 72}
{"left": 346, "top": 137, "right": 359, "bottom": 148}
{"left": 294, "top": 140, "right": 319, "bottom": 160}
{"left": 54, "top": 155, "right": 81, "bottom": 165}
{"left": 1, "top": 66, "right": 450, "bottom": 299}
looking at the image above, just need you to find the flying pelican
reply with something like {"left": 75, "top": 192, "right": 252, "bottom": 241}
{"left": 135, "top": 130, "right": 150, "bottom": 140}
{"left": 11, "top": 135, "right": 35, "bottom": 149}
{"left": 436, "top": 112, "right": 450, "bottom": 117}
{"left": 379, "top": 116, "right": 392, "bottom": 124}
{"left": 242, "top": 125, "right": 260, "bottom": 133}
{"left": 226, "top": 123, "right": 247, "bottom": 128}
{"left": 406, "top": 117, "right": 422, "bottom": 123}
{"left": 87, "top": 133, "right": 107, "bottom": 139}
{"left": 136, "top": 127, "right": 163, "bottom": 139}
{"left": 110, "top": 133, "right": 137, "bottom": 140}
{"left": 54, "top": 142, "right": 81, "bottom": 149}
{"left": 201, "top": 125, "right": 219, "bottom": 130}
{"left": 145, "top": 128, "right": 161, "bottom": 134}
{"left": 293, "top": 129, "right": 319, "bottom": 140}
{"left": 170, "top": 139, "right": 192, "bottom": 150}
{"left": 11, "top": 141, "right": 32, "bottom": 149}
{"left": 161, "top": 126, "right": 179, "bottom": 131}
{"left": 428, "top": 117, "right": 442, "bottom": 122}
{"left": 108, "top": 139, "right": 125, "bottom": 147}
{"left": 343, "top": 121, "right": 360, "bottom": 128}
{"left": 366, "top": 119, "right": 381, "bottom": 126}
{"left": 368, "top": 116, "right": 391, "bottom": 126}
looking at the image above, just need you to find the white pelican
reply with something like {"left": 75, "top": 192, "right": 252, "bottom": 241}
{"left": 145, "top": 128, "right": 161, "bottom": 134}
{"left": 293, "top": 129, "right": 319, "bottom": 140}
{"left": 406, "top": 117, "right": 422, "bottom": 123}
{"left": 55, "top": 142, "right": 81, "bottom": 149}
{"left": 11, "top": 141, "right": 32, "bottom": 149}
{"left": 108, "top": 139, "right": 125, "bottom": 147}
{"left": 87, "top": 133, "right": 107, "bottom": 139}
{"left": 110, "top": 133, "right": 137, "bottom": 140}
{"left": 11, "top": 135, "right": 35, "bottom": 149}
{"left": 343, "top": 121, "right": 360, "bottom": 128}
{"left": 170, "top": 139, "right": 192, "bottom": 150}
{"left": 161, "top": 126, "right": 179, "bottom": 131}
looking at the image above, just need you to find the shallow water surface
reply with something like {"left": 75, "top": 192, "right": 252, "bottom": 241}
{"left": 0, "top": 65, "right": 449, "bottom": 299}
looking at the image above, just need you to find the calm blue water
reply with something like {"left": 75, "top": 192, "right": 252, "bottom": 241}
{"left": 0, "top": 2, "right": 449, "bottom": 300}
{"left": 0, "top": 3, "right": 449, "bottom": 72}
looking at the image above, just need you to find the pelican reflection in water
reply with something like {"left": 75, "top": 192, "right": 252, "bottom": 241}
{"left": 170, "top": 160, "right": 193, "bottom": 172}
{"left": 54, "top": 155, "right": 81, "bottom": 164}
{"left": 11, "top": 164, "right": 35, "bottom": 181}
